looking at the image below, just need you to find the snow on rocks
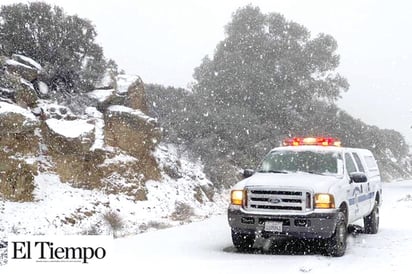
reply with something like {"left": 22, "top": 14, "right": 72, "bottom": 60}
{"left": 107, "top": 104, "right": 156, "bottom": 124}
{"left": 37, "top": 81, "right": 49, "bottom": 96}
{"left": 37, "top": 100, "right": 76, "bottom": 120}
{"left": 4, "top": 57, "right": 39, "bottom": 82}
{"left": 11, "top": 54, "right": 42, "bottom": 71}
{"left": 96, "top": 71, "right": 115, "bottom": 89}
{"left": 87, "top": 89, "right": 114, "bottom": 102}
{"left": 0, "top": 101, "right": 37, "bottom": 126}
{"left": 85, "top": 107, "right": 105, "bottom": 150}
{"left": 116, "top": 74, "right": 141, "bottom": 95}
{"left": 5, "top": 59, "right": 34, "bottom": 71}
{"left": 45, "top": 118, "right": 94, "bottom": 139}
{"left": 20, "top": 78, "right": 35, "bottom": 90}
{"left": 100, "top": 153, "right": 138, "bottom": 166}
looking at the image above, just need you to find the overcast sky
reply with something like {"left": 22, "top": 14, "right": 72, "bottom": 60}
{"left": 3, "top": 0, "right": 412, "bottom": 143}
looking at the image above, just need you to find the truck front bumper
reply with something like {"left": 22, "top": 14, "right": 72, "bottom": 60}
{"left": 228, "top": 207, "right": 340, "bottom": 239}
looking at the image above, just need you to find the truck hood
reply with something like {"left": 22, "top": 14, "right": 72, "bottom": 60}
{"left": 232, "top": 172, "right": 341, "bottom": 193}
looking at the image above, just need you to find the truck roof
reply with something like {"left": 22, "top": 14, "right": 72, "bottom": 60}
{"left": 271, "top": 145, "right": 373, "bottom": 156}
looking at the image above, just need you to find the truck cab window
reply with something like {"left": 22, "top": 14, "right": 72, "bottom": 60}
{"left": 352, "top": 152, "right": 365, "bottom": 172}
{"left": 345, "top": 153, "right": 357, "bottom": 173}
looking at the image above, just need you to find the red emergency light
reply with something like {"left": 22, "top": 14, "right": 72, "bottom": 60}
{"left": 283, "top": 137, "right": 341, "bottom": 147}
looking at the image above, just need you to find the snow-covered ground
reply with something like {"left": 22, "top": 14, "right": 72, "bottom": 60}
{"left": 113, "top": 180, "right": 412, "bottom": 273}
{"left": 1, "top": 181, "right": 412, "bottom": 272}
{"left": 0, "top": 144, "right": 226, "bottom": 236}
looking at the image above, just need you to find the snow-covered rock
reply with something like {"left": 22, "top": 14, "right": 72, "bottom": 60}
{"left": 107, "top": 104, "right": 156, "bottom": 124}
{"left": 86, "top": 107, "right": 105, "bottom": 151}
{"left": 4, "top": 58, "right": 38, "bottom": 82}
{"left": 37, "top": 100, "right": 76, "bottom": 120}
{"left": 37, "top": 81, "right": 49, "bottom": 95}
{"left": 116, "top": 74, "right": 141, "bottom": 95}
{"left": 87, "top": 89, "right": 114, "bottom": 102}
{"left": 0, "top": 102, "right": 39, "bottom": 202}
{"left": 0, "top": 101, "right": 37, "bottom": 126}
{"left": 11, "top": 54, "right": 42, "bottom": 71}
{"left": 92, "top": 74, "right": 148, "bottom": 113}
{"left": 46, "top": 118, "right": 94, "bottom": 139}
{"left": 1, "top": 54, "right": 42, "bottom": 107}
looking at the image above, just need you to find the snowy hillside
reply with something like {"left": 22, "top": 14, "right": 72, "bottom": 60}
{"left": 0, "top": 143, "right": 226, "bottom": 236}
{"left": 0, "top": 54, "right": 227, "bottom": 267}
{"left": 0, "top": 142, "right": 227, "bottom": 266}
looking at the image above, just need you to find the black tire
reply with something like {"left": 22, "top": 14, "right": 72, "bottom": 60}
{"left": 231, "top": 229, "right": 255, "bottom": 251}
{"left": 364, "top": 201, "right": 379, "bottom": 234}
{"left": 325, "top": 212, "right": 347, "bottom": 257}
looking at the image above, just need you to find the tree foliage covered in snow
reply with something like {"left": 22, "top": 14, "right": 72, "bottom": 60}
{"left": 0, "top": 2, "right": 110, "bottom": 93}
{"left": 194, "top": 6, "right": 348, "bottom": 108}
{"left": 193, "top": 5, "right": 350, "bottom": 181}
{"left": 147, "top": 6, "right": 411, "bottom": 184}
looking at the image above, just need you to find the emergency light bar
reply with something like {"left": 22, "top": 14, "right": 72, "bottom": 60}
{"left": 283, "top": 137, "right": 341, "bottom": 147}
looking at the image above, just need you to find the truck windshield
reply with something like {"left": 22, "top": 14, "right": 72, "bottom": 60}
{"left": 257, "top": 150, "right": 342, "bottom": 176}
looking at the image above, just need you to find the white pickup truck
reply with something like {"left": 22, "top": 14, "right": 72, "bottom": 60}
{"left": 228, "top": 137, "right": 382, "bottom": 256}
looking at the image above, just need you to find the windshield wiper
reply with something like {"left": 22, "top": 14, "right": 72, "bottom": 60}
{"left": 307, "top": 171, "right": 327, "bottom": 176}
{"left": 258, "top": 170, "right": 288, "bottom": 174}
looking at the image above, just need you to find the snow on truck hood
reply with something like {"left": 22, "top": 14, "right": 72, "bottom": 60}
{"left": 233, "top": 172, "right": 341, "bottom": 193}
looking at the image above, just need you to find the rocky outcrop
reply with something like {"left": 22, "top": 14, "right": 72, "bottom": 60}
{"left": 41, "top": 76, "right": 161, "bottom": 199}
{"left": 0, "top": 54, "right": 162, "bottom": 202}
{"left": 0, "top": 54, "right": 226, "bottom": 241}
{"left": 104, "top": 105, "right": 161, "bottom": 182}
{"left": 0, "top": 54, "right": 41, "bottom": 108}
{"left": 124, "top": 77, "right": 148, "bottom": 112}
{"left": 95, "top": 75, "right": 148, "bottom": 113}
{"left": 0, "top": 160, "right": 36, "bottom": 202}
{"left": 3, "top": 59, "right": 38, "bottom": 82}
{"left": 0, "top": 102, "right": 39, "bottom": 201}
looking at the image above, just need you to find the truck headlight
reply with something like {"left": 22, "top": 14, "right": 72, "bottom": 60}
{"left": 314, "top": 193, "right": 335, "bottom": 209}
{"left": 231, "top": 190, "right": 244, "bottom": 206}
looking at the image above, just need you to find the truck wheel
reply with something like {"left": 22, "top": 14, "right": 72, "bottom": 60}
{"left": 364, "top": 201, "right": 379, "bottom": 234}
{"left": 325, "top": 212, "right": 347, "bottom": 257}
{"left": 231, "top": 229, "right": 255, "bottom": 251}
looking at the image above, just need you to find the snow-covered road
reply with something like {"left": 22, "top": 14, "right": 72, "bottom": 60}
{"left": 3, "top": 181, "right": 412, "bottom": 273}
{"left": 114, "top": 181, "right": 412, "bottom": 273}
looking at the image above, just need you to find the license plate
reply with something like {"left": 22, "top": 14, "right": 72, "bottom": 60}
{"left": 264, "top": 221, "right": 283, "bottom": 232}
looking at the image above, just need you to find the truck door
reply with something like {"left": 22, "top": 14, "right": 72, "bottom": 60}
{"left": 352, "top": 152, "right": 371, "bottom": 216}
{"left": 345, "top": 153, "right": 361, "bottom": 220}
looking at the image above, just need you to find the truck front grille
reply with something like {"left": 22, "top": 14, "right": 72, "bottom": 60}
{"left": 245, "top": 188, "right": 313, "bottom": 213}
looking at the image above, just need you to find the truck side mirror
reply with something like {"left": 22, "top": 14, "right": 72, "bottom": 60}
{"left": 349, "top": 172, "right": 368, "bottom": 183}
{"left": 243, "top": 169, "right": 255, "bottom": 179}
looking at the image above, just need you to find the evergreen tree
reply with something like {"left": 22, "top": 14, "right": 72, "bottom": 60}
{"left": 0, "top": 2, "right": 108, "bottom": 93}
{"left": 193, "top": 6, "right": 349, "bottom": 120}
{"left": 185, "top": 6, "right": 351, "bottom": 183}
